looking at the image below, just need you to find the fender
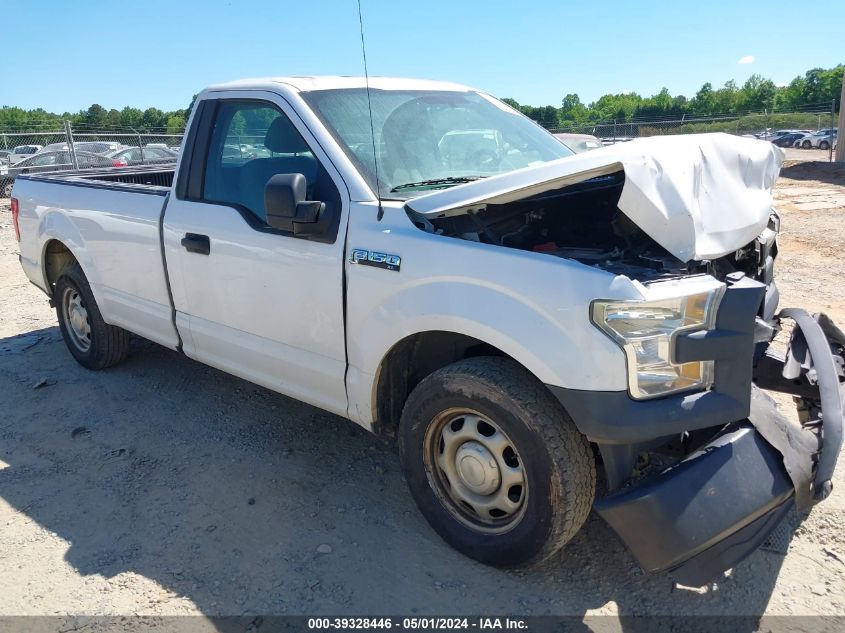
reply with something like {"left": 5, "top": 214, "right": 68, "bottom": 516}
{"left": 37, "top": 210, "right": 102, "bottom": 303}
{"left": 345, "top": 276, "right": 632, "bottom": 429}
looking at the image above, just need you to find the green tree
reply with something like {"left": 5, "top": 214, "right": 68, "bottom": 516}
{"left": 141, "top": 107, "right": 166, "bottom": 131}
{"left": 560, "top": 93, "right": 588, "bottom": 123}
{"left": 82, "top": 104, "right": 108, "bottom": 128}
{"left": 166, "top": 114, "right": 186, "bottom": 135}
{"left": 120, "top": 106, "right": 144, "bottom": 129}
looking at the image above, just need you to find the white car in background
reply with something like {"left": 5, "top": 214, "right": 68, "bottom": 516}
{"left": 795, "top": 129, "right": 837, "bottom": 150}
{"left": 7, "top": 145, "right": 43, "bottom": 165}
{"left": 553, "top": 133, "right": 603, "bottom": 153}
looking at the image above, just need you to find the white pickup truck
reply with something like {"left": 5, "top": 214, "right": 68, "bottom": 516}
{"left": 10, "top": 76, "right": 843, "bottom": 584}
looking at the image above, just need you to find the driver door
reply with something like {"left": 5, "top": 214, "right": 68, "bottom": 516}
{"left": 163, "top": 92, "right": 350, "bottom": 416}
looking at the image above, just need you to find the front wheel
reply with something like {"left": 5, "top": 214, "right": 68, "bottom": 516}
{"left": 2, "top": 181, "right": 12, "bottom": 198}
{"left": 55, "top": 263, "right": 131, "bottom": 369}
{"left": 802, "top": 140, "right": 812, "bottom": 149}
{"left": 398, "top": 357, "right": 595, "bottom": 568}
{"left": 819, "top": 141, "right": 830, "bottom": 150}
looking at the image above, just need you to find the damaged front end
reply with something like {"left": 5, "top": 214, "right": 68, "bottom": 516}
{"left": 591, "top": 307, "right": 844, "bottom": 586}
{"left": 404, "top": 133, "right": 844, "bottom": 584}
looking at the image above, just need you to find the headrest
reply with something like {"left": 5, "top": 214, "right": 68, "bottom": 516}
{"left": 265, "top": 117, "right": 310, "bottom": 154}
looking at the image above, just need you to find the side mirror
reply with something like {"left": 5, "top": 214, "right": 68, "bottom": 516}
{"left": 264, "top": 173, "right": 326, "bottom": 236}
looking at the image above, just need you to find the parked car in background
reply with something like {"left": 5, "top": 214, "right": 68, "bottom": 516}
{"left": 772, "top": 132, "right": 806, "bottom": 148}
{"left": 76, "top": 141, "right": 126, "bottom": 155}
{"left": 7, "top": 145, "right": 43, "bottom": 165}
{"left": 766, "top": 130, "right": 794, "bottom": 143}
{"left": 106, "top": 146, "right": 178, "bottom": 167}
{"left": 796, "top": 129, "right": 838, "bottom": 149}
{"left": 42, "top": 141, "right": 128, "bottom": 155}
{"left": 1, "top": 150, "right": 124, "bottom": 197}
{"left": 553, "top": 133, "right": 603, "bottom": 153}
{"left": 42, "top": 142, "right": 71, "bottom": 152}
{"left": 812, "top": 130, "right": 837, "bottom": 150}
{"left": 792, "top": 133, "right": 814, "bottom": 148}
{"left": 437, "top": 129, "right": 506, "bottom": 172}
{"left": 0, "top": 150, "right": 11, "bottom": 165}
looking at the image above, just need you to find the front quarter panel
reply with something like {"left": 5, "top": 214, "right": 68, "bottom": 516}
{"left": 345, "top": 201, "right": 644, "bottom": 427}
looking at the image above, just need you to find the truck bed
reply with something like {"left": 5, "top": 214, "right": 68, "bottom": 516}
{"left": 14, "top": 165, "right": 180, "bottom": 351}
{"left": 18, "top": 164, "right": 174, "bottom": 193}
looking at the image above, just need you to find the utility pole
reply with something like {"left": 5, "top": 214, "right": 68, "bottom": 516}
{"left": 830, "top": 99, "right": 835, "bottom": 162}
{"left": 836, "top": 69, "right": 844, "bottom": 163}
{"left": 64, "top": 120, "right": 79, "bottom": 170}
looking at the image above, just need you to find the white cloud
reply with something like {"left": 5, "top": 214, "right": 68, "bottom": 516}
{"left": 738, "top": 55, "right": 755, "bottom": 65}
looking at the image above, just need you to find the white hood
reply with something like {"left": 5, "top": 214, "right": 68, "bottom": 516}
{"left": 405, "top": 133, "right": 784, "bottom": 262}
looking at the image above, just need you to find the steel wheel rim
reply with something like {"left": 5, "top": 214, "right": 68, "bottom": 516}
{"left": 423, "top": 408, "right": 527, "bottom": 534}
{"left": 62, "top": 286, "right": 91, "bottom": 352}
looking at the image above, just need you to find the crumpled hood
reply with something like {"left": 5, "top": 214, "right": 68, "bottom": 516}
{"left": 405, "top": 133, "right": 784, "bottom": 262}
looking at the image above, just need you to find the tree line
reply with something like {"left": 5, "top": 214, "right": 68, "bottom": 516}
{"left": 0, "top": 98, "right": 196, "bottom": 134}
{"left": 501, "top": 65, "right": 843, "bottom": 129}
{"left": 1, "top": 64, "right": 841, "bottom": 133}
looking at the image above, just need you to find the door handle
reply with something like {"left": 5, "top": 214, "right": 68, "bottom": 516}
{"left": 181, "top": 233, "right": 210, "bottom": 255}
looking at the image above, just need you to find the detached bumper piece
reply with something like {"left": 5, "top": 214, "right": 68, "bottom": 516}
{"left": 595, "top": 309, "right": 844, "bottom": 586}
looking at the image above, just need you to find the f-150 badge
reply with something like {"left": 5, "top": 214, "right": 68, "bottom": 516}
{"left": 350, "top": 249, "right": 401, "bottom": 272}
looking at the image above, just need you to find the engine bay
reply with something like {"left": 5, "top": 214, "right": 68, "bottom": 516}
{"left": 407, "top": 170, "right": 778, "bottom": 285}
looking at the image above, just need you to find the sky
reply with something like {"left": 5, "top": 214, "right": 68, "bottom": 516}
{"left": 3, "top": 0, "right": 844, "bottom": 113}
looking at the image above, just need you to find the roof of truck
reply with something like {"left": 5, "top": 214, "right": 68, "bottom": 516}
{"left": 206, "top": 76, "right": 476, "bottom": 93}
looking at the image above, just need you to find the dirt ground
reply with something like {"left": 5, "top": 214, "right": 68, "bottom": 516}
{"left": 781, "top": 147, "right": 834, "bottom": 163}
{"left": 0, "top": 161, "right": 844, "bottom": 621}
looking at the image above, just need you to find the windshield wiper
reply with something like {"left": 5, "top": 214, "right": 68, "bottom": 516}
{"left": 390, "top": 176, "right": 485, "bottom": 192}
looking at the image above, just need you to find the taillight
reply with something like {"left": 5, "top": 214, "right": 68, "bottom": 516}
{"left": 10, "top": 197, "right": 20, "bottom": 241}
{"left": 112, "top": 160, "right": 128, "bottom": 167}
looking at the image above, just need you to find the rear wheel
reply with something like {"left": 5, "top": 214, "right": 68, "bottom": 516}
{"left": 398, "top": 357, "right": 595, "bottom": 567}
{"left": 802, "top": 140, "right": 812, "bottom": 149}
{"left": 55, "top": 263, "right": 130, "bottom": 369}
{"left": 2, "top": 181, "right": 12, "bottom": 198}
{"left": 819, "top": 141, "right": 830, "bottom": 150}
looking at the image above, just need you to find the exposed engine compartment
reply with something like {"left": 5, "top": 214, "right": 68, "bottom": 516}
{"left": 408, "top": 170, "right": 779, "bottom": 285}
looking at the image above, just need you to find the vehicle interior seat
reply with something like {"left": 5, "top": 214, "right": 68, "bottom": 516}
{"left": 239, "top": 116, "right": 317, "bottom": 222}
{"left": 381, "top": 97, "right": 445, "bottom": 188}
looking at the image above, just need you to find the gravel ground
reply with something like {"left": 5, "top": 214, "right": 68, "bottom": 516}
{"left": 0, "top": 162, "right": 844, "bottom": 620}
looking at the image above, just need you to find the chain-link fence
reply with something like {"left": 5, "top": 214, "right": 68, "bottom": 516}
{"left": 1, "top": 105, "right": 840, "bottom": 198}
{"left": 0, "top": 122, "right": 184, "bottom": 197}
{"left": 543, "top": 105, "right": 839, "bottom": 162}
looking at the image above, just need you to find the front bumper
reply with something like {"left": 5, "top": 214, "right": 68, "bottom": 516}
{"left": 595, "top": 420, "right": 795, "bottom": 586}
{"left": 550, "top": 286, "right": 844, "bottom": 584}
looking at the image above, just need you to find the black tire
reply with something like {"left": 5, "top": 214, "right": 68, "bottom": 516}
{"left": 398, "top": 356, "right": 595, "bottom": 568}
{"left": 819, "top": 141, "right": 829, "bottom": 150}
{"left": 802, "top": 140, "right": 812, "bottom": 149}
{"left": 2, "top": 180, "right": 12, "bottom": 198}
{"left": 54, "top": 263, "right": 130, "bottom": 369}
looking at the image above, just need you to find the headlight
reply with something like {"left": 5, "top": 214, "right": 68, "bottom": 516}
{"left": 592, "top": 287, "right": 724, "bottom": 399}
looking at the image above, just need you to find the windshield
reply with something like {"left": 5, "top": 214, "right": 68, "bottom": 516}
{"left": 302, "top": 88, "right": 573, "bottom": 198}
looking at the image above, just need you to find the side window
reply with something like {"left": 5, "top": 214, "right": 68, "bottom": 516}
{"left": 202, "top": 101, "right": 318, "bottom": 223}
{"left": 31, "top": 153, "right": 58, "bottom": 166}
{"left": 76, "top": 153, "right": 101, "bottom": 168}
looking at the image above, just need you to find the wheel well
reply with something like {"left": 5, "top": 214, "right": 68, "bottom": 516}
{"left": 43, "top": 240, "right": 77, "bottom": 297}
{"left": 373, "top": 331, "right": 516, "bottom": 437}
